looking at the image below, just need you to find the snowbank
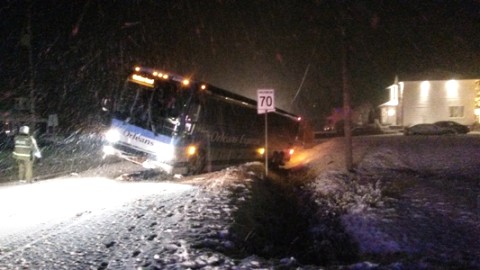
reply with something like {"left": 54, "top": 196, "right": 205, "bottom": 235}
{"left": 301, "top": 135, "right": 480, "bottom": 267}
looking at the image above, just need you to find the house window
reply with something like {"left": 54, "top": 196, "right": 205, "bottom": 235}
{"left": 449, "top": 106, "right": 464, "bottom": 118}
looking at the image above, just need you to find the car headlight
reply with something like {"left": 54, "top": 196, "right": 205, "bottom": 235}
{"left": 105, "top": 129, "right": 120, "bottom": 143}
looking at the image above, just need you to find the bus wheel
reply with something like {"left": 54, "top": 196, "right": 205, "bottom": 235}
{"left": 270, "top": 151, "right": 284, "bottom": 169}
{"left": 187, "top": 150, "right": 206, "bottom": 175}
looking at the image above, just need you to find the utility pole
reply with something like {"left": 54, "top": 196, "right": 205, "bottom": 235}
{"left": 25, "top": 0, "right": 36, "bottom": 129}
{"left": 341, "top": 22, "right": 353, "bottom": 171}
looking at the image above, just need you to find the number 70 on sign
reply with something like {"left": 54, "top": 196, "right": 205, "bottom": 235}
{"left": 257, "top": 89, "right": 275, "bottom": 114}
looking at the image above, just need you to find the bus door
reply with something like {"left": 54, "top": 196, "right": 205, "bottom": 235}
{"left": 184, "top": 101, "right": 201, "bottom": 135}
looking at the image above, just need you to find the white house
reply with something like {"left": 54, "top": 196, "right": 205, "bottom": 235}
{"left": 379, "top": 78, "right": 480, "bottom": 127}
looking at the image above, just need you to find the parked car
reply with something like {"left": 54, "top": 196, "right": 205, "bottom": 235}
{"left": 351, "top": 124, "right": 382, "bottom": 136}
{"left": 404, "top": 123, "right": 456, "bottom": 136}
{"left": 433, "top": 121, "right": 469, "bottom": 134}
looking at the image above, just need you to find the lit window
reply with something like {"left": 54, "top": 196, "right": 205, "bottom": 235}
{"left": 474, "top": 108, "right": 480, "bottom": 116}
{"left": 387, "top": 108, "right": 396, "bottom": 116}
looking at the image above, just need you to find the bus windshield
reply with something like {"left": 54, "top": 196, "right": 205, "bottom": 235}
{"left": 114, "top": 79, "right": 193, "bottom": 136}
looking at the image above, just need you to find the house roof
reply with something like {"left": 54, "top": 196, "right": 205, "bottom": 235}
{"left": 394, "top": 69, "right": 476, "bottom": 82}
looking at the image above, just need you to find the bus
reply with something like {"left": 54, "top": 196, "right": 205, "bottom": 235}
{"left": 102, "top": 66, "right": 302, "bottom": 175}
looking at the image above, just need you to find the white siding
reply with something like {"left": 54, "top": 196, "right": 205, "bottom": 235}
{"left": 401, "top": 79, "right": 477, "bottom": 126}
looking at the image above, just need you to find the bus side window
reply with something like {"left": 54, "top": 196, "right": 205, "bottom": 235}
{"left": 185, "top": 104, "right": 201, "bottom": 134}
{"left": 189, "top": 103, "right": 201, "bottom": 122}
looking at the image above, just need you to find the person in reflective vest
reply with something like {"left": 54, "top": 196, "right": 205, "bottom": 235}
{"left": 12, "top": 126, "right": 42, "bottom": 182}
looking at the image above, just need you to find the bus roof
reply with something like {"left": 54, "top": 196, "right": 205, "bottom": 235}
{"left": 130, "top": 66, "right": 301, "bottom": 121}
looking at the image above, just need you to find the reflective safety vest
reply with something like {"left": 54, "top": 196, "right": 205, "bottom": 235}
{"left": 13, "top": 134, "right": 34, "bottom": 161}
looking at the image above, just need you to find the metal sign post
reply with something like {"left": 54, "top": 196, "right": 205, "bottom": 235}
{"left": 257, "top": 89, "right": 275, "bottom": 177}
{"left": 264, "top": 112, "right": 268, "bottom": 176}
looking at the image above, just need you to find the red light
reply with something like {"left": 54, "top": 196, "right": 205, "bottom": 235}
{"left": 297, "top": 117, "right": 302, "bottom": 121}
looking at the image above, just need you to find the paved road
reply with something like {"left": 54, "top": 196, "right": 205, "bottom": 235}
{"left": 0, "top": 165, "right": 202, "bottom": 269}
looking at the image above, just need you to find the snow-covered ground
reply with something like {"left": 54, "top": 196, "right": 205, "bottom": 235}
{"left": 0, "top": 163, "right": 288, "bottom": 269}
{"left": 1, "top": 133, "right": 480, "bottom": 269}
{"left": 297, "top": 134, "right": 480, "bottom": 268}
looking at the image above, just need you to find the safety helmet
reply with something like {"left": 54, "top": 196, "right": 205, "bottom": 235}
{"left": 19, "top": 126, "right": 30, "bottom": 135}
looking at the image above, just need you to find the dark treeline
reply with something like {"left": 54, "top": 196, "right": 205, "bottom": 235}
{"left": 1, "top": 1, "right": 479, "bottom": 131}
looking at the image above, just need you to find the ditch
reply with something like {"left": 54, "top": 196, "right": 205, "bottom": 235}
{"left": 229, "top": 169, "right": 360, "bottom": 267}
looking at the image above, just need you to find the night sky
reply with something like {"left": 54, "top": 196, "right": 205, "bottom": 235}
{"left": 1, "top": 1, "right": 479, "bottom": 128}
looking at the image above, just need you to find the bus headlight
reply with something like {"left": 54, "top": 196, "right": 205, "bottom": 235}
{"left": 105, "top": 129, "right": 120, "bottom": 143}
{"left": 187, "top": 145, "right": 197, "bottom": 156}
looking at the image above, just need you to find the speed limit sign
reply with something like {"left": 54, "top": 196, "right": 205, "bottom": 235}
{"left": 257, "top": 89, "right": 275, "bottom": 114}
